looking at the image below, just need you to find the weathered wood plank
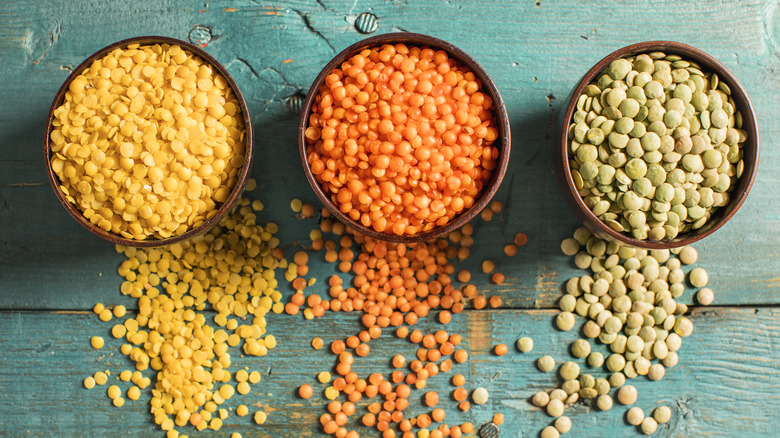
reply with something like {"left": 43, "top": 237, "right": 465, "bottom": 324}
{"left": 1, "top": 0, "right": 779, "bottom": 309}
{"left": 0, "top": 308, "right": 778, "bottom": 437}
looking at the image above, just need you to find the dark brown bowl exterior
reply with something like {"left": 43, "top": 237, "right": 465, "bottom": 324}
{"left": 44, "top": 36, "right": 254, "bottom": 248}
{"left": 298, "top": 32, "right": 511, "bottom": 243}
{"left": 556, "top": 41, "right": 759, "bottom": 249}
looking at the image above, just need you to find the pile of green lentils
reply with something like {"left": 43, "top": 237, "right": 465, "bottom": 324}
{"left": 523, "top": 227, "right": 713, "bottom": 437}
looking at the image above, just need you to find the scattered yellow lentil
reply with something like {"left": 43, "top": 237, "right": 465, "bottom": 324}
{"left": 236, "top": 405, "right": 249, "bottom": 416}
{"left": 249, "top": 371, "right": 262, "bottom": 384}
{"left": 254, "top": 411, "right": 267, "bottom": 425}
{"left": 83, "top": 376, "right": 96, "bottom": 389}
{"left": 90, "top": 336, "right": 104, "bottom": 349}
{"left": 93, "top": 303, "right": 105, "bottom": 314}
{"left": 113, "top": 397, "right": 125, "bottom": 408}
{"left": 291, "top": 198, "right": 303, "bottom": 212}
{"left": 119, "top": 370, "right": 132, "bottom": 382}
{"left": 317, "top": 371, "right": 332, "bottom": 383}
{"left": 98, "top": 308, "right": 113, "bottom": 322}
{"left": 127, "top": 386, "right": 141, "bottom": 401}
{"left": 113, "top": 305, "right": 127, "bottom": 318}
{"left": 246, "top": 178, "right": 258, "bottom": 191}
{"left": 111, "top": 324, "right": 127, "bottom": 338}
{"left": 107, "top": 385, "right": 121, "bottom": 399}
{"left": 94, "top": 371, "right": 108, "bottom": 385}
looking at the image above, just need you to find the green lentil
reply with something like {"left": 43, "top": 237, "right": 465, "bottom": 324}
{"left": 517, "top": 336, "right": 534, "bottom": 353}
{"left": 554, "top": 416, "right": 572, "bottom": 434}
{"left": 546, "top": 398, "right": 565, "bottom": 417}
{"left": 472, "top": 387, "right": 489, "bottom": 405}
{"left": 617, "top": 385, "right": 638, "bottom": 405}
{"left": 571, "top": 339, "right": 592, "bottom": 358}
{"left": 559, "top": 362, "right": 581, "bottom": 380}
{"left": 568, "top": 52, "right": 747, "bottom": 240}
{"left": 626, "top": 406, "right": 645, "bottom": 426}
{"left": 608, "top": 372, "right": 626, "bottom": 389}
{"left": 532, "top": 391, "right": 550, "bottom": 407}
{"left": 653, "top": 405, "right": 672, "bottom": 424}
{"left": 538, "top": 356, "right": 556, "bottom": 373}
{"left": 689, "top": 267, "right": 709, "bottom": 287}
{"left": 696, "top": 287, "right": 715, "bottom": 305}
{"left": 641, "top": 417, "right": 658, "bottom": 435}
{"left": 556, "top": 311, "right": 577, "bottom": 331}
{"left": 541, "top": 426, "right": 560, "bottom": 438}
{"left": 596, "top": 394, "right": 613, "bottom": 411}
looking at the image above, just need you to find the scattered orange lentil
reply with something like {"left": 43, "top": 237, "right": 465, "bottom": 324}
{"left": 453, "top": 349, "right": 468, "bottom": 363}
{"left": 480, "top": 209, "right": 493, "bottom": 222}
{"left": 452, "top": 374, "right": 465, "bottom": 387}
{"left": 304, "top": 43, "right": 500, "bottom": 236}
{"left": 424, "top": 391, "right": 439, "bottom": 407}
{"left": 489, "top": 200, "right": 502, "bottom": 213}
{"left": 453, "top": 387, "right": 468, "bottom": 402}
{"left": 481, "top": 259, "right": 495, "bottom": 274}
{"left": 438, "top": 310, "right": 452, "bottom": 324}
{"left": 489, "top": 295, "right": 503, "bottom": 308}
{"left": 491, "top": 272, "right": 505, "bottom": 285}
{"left": 458, "top": 401, "right": 470, "bottom": 412}
{"left": 431, "top": 408, "right": 446, "bottom": 422}
{"left": 299, "top": 384, "right": 314, "bottom": 399}
{"left": 301, "top": 203, "right": 316, "bottom": 218}
{"left": 492, "top": 412, "right": 505, "bottom": 425}
{"left": 312, "top": 337, "right": 324, "bottom": 350}
{"left": 456, "top": 270, "right": 471, "bottom": 283}
{"left": 473, "top": 296, "right": 487, "bottom": 310}
{"left": 503, "top": 244, "right": 518, "bottom": 257}
{"left": 494, "top": 343, "right": 508, "bottom": 356}
{"left": 513, "top": 232, "right": 528, "bottom": 246}
{"left": 292, "top": 277, "right": 307, "bottom": 291}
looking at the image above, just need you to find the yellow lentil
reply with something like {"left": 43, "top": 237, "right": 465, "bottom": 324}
{"left": 94, "top": 371, "right": 108, "bottom": 385}
{"left": 83, "top": 376, "right": 96, "bottom": 389}
{"left": 98, "top": 308, "right": 113, "bottom": 322}
{"left": 318, "top": 371, "right": 332, "bottom": 383}
{"left": 90, "top": 336, "right": 104, "bottom": 349}
{"left": 93, "top": 303, "right": 105, "bottom": 314}
{"left": 113, "top": 305, "right": 127, "bottom": 317}
{"left": 236, "top": 381, "right": 251, "bottom": 395}
{"left": 107, "top": 385, "right": 121, "bottom": 399}
{"left": 112, "top": 397, "right": 125, "bottom": 408}
{"left": 236, "top": 405, "right": 249, "bottom": 416}
{"left": 324, "top": 386, "right": 339, "bottom": 400}
{"left": 112, "top": 324, "right": 127, "bottom": 338}
{"left": 249, "top": 371, "right": 262, "bottom": 384}
{"left": 119, "top": 370, "right": 132, "bottom": 382}
{"left": 127, "top": 386, "right": 141, "bottom": 401}
{"left": 49, "top": 44, "right": 247, "bottom": 240}
{"left": 290, "top": 198, "right": 303, "bottom": 212}
{"left": 246, "top": 178, "right": 258, "bottom": 191}
{"left": 254, "top": 411, "right": 267, "bottom": 425}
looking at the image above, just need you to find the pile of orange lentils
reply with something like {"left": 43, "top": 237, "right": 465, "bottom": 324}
{"left": 282, "top": 203, "right": 527, "bottom": 437}
{"left": 304, "top": 43, "right": 500, "bottom": 236}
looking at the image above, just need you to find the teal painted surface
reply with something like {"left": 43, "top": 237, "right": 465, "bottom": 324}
{"left": 0, "top": 0, "right": 778, "bottom": 436}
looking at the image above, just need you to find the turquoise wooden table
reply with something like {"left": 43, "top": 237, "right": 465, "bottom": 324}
{"left": 1, "top": 1, "right": 779, "bottom": 437}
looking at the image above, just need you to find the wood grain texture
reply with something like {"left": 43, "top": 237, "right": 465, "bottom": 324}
{"left": 0, "top": 308, "right": 778, "bottom": 437}
{"left": 0, "top": 0, "right": 779, "bottom": 436}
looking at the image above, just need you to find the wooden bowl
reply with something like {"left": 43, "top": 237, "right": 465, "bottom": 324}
{"left": 44, "top": 36, "right": 254, "bottom": 247}
{"left": 556, "top": 41, "right": 759, "bottom": 249}
{"left": 298, "top": 32, "right": 511, "bottom": 243}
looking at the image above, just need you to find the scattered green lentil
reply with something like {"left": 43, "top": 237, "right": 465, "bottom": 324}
{"left": 571, "top": 339, "right": 591, "bottom": 358}
{"left": 689, "top": 267, "right": 709, "bottom": 287}
{"left": 472, "top": 387, "right": 489, "bottom": 405}
{"left": 617, "top": 385, "right": 638, "bottom": 405}
{"left": 547, "top": 398, "right": 565, "bottom": 417}
{"left": 556, "top": 312, "right": 576, "bottom": 331}
{"left": 641, "top": 417, "right": 658, "bottom": 435}
{"left": 517, "top": 336, "right": 534, "bottom": 353}
{"left": 532, "top": 391, "right": 550, "bottom": 407}
{"left": 554, "top": 416, "right": 572, "bottom": 434}
{"left": 653, "top": 405, "right": 672, "bottom": 424}
{"left": 596, "top": 394, "right": 613, "bottom": 411}
{"left": 537, "top": 355, "right": 556, "bottom": 373}
{"left": 559, "top": 362, "right": 581, "bottom": 380}
{"left": 696, "top": 287, "right": 714, "bottom": 305}
{"left": 626, "top": 406, "right": 645, "bottom": 426}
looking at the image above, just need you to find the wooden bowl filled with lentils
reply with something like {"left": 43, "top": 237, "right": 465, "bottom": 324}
{"left": 557, "top": 41, "right": 759, "bottom": 249}
{"left": 44, "top": 36, "right": 253, "bottom": 247}
{"left": 298, "top": 33, "right": 511, "bottom": 243}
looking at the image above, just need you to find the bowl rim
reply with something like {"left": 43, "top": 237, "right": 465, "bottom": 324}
{"left": 297, "top": 32, "right": 511, "bottom": 243}
{"left": 558, "top": 40, "right": 760, "bottom": 249}
{"left": 44, "top": 35, "right": 254, "bottom": 248}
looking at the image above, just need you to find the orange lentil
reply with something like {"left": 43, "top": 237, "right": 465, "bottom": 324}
{"left": 430, "top": 432, "right": 443, "bottom": 438}
{"left": 489, "top": 295, "right": 503, "bottom": 308}
{"left": 424, "top": 391, "right": 439, "bottom": 407}
{"left": 450, "top": 426, "right": 463, "bottom": 438}
{"left": 391, "top": 370, "right": 404, "bottom": 384}
{"left": 481, "top": 259, "right": 495, "bottom": 274}
{"left": 392, "top": 354, "right": 406, "bottom": 368}
{"left": 504, "top": 244, "right": 518, "bottom": 257}
{"left": 439, "top": 359, "right": 453, "bottom": 372}
{"left": 473, "top": 296, "right": 487, "bottom": 310}
{"left": 312, "top": 337, "right": 324, "bottom": 350}
{"left": 438, "top": 310, "right": 452, "bottom": 324}
{"left": 458, "top": 401, "right": 470, "bottom": 412}
{"left": 492, "top": 412, "right": 505, "bottom": 425}
{"left": 452, "top": 374, "right": 466, "bottom": 386}
{"left": 331, "top": 340, "right": 346, "bottom": 354}
{"left": 456, "top": 270, "right": 471, "bottom": 283}
{"left": 480, "top": 209, "right": 493, "bottom": 222}
{"left": 491, "top": 272, "right": 505, "bottom": 285}
{"left": 291, "top": 291, "right": 306, "bottom": 305}
{"left": 294, "top": 250, "right": 309, "bottom": 265}
{"left": 449, "top": 333, "right": 462, "bottom": 346}
{"left": 453, "top": 349, "right": 468, "bottom": 363}
{"left": 513, "top": 232, "right": 528, "bottom": 246}
{"left": 453, "top": 387, "right": 468, "bottom": 402}
{"left": 328, "top": 401, "right": 342, "bottom": 414}
{"left": 299, "top": 384, "right": 314, "bottom": 399}
{"left": 422, "top": 334, "right": 437, "bottom": 349}
{"left": 461, "top": 422, "right": 474, "bottom": 433}
{"left": 355, "top": 343, "right": 370, "bottom": 357}
{"left": 285, "top": 302, "right": 300, "bottom": 315}
{"left": 416, "top": 348, "right": 428, "bottom": 361}
{"left": 490, "top": 201, "right": 503, "bottom": 214}
{"left": 431, "top": 408, "right": 446, "bottom": 422}
{"left": 292, "top": 277, "right": 307, "bottom": 291}
{"left": 305, "top": 44, "right": 499, "bottom": 236}
{"left": 434, "top": 330, "right": 449, "bottom": 344}
{"left": 409, "top": 330, "right": 423, "bottom": 344}
{"left": 301, "top": 203, "right": 315, "bottom": 218}
{"left": 346, "top": 335, "right": 360, "bottom": 349}
{"left": 494, "top": 343, "right": 508, "bottom": 356}
{"left": 395, "top": 326, "right": 409, "bottom": 338}
{"left": 427, "top": 349, "right": 441, "bottom": 362}
{"left": 417, "top": 414, "right": 432, "bottom": 429}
